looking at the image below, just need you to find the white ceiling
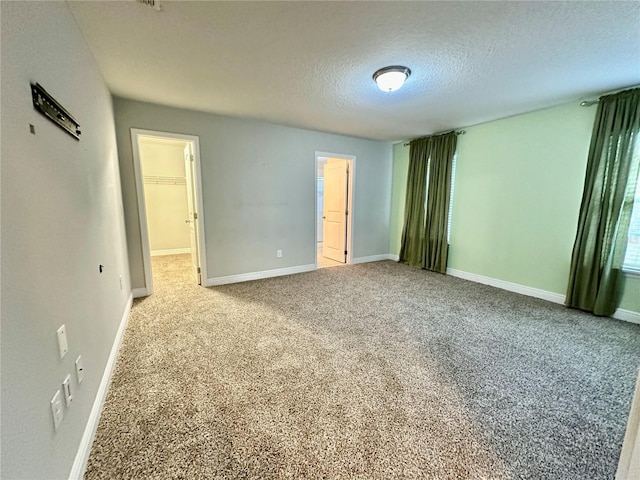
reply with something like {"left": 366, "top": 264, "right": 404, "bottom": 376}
{"left": 68, "top": 1, "right": 640, "bottom": 141}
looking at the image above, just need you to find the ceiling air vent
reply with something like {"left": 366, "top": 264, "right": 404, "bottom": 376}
{"left": 137, "top": 0, "right": 161, "bottom": 12}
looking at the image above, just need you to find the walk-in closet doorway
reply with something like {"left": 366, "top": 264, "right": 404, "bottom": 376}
{"left": 131, "top": 129, "right": 207, "bottom": 296}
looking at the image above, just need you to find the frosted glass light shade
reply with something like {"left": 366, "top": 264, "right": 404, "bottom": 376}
{"left": 373, "top": 66, "right": 411, "bottom": 92}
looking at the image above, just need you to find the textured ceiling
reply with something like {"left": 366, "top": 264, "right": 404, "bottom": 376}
{"left": 68, "top": 1, "right": 640, "bottom": 141}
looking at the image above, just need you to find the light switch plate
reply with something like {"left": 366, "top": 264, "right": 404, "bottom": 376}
{"left": 62, "top": 375, "right": 73, "bottom": 407}
{"left": 51, "top": 390, "right": 63, "bottom": 430}
{"left": 56, "top": 325, "right": 68, "bottom": 359}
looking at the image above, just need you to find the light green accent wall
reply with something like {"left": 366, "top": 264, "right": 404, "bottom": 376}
{"left": 620, "top": 276, "right": 640, "bottom": 312}
{"left": 389, "top": 142, "right": 410, "bottom": 255}
{"left": 449, "top": 102, "right": 594, "bottom": 293}
{"left": 389, "top": 101, "right": 640, "bottom": 315}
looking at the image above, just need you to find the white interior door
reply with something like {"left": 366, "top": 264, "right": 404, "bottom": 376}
{"left": 323, "top": 159, "right": 348, "bottom": 263}
{"left": 183, "top": 143, "right": 201, "bottom": 284}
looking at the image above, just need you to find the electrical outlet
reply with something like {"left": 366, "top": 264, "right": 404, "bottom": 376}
{"left": 51, "top": 390, "right": 64, "bottom": 430}
{"left": 62, "top": 375, "right": 73, "bottom": 407}
{"left": 56, "top": 325, "right": 68, "bottom": 359}
{"left": 75, "top": 356, "right": 84, "bottom": 384}
{"left": 276, "top": 249, "right": 283, "bottom": 258}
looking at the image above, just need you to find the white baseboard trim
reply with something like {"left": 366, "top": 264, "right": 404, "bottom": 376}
{"left": 446, "top": 268, "right": 566, "bottom": 304}
{"left": 205, "top": 264, "right": 316, "bottom": 287}
{"left": 151, "top": 248, "right": 191, "bottom": 256}
{"left": 612, "top": 308, "right": 640, "bottom": 325}
{"left": 446, "top": 268, "right": 640, "bottom": 324}
{"left": 352, "top": 254, "right": 397, "bottom": 264}
{"left": 132, "top": 287, "right": 148, "bottom": 298}
{"left": 68, "top": 292, "right": 133, "bottom": 480}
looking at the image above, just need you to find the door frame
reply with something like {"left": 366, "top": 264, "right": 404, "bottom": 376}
{"left": 131, "top": 128, "right": 208, "bottom": 295}
{"left": 315, "top": 151, "right": 355, "bottom": 268}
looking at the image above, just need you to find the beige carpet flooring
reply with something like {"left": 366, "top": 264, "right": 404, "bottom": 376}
{"left": 84, "top": 255, "right": 640, "bottom": 479}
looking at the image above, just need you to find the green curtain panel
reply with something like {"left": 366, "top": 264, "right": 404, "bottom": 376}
{"left": 399, "top": 131, "right": 457, "bottom": 273}
{"left": 399, "top": 140, "right": 429, "bottom": 267}
{"left": 566, "top": 88, "right": 640, "bottom": 316}
{"left": 424, "top": 133, "right": 457, "bottom": 273}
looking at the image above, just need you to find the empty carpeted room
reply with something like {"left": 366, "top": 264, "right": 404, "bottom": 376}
{"left": 2, "top": 1, "right": 640, "bottom": 479}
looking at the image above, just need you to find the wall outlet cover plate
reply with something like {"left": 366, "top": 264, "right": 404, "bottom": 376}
{"left": 56, "top": 325, "right": 68, "bottom": 359}
{"left": 75, "top": 356, "right": 84, "bottom": 383}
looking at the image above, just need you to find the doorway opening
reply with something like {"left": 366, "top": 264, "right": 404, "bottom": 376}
{"left": 131, "top": 129, "right": 207, "bottom": 296}
{"left": 315, "top": 152, "right": 355, "bottom": 269}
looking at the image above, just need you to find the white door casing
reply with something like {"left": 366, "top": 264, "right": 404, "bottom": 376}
{"left": 323, "top": 159, "right": 348, "bottom": 263}
{"left": 184, "top": 143, "right": 201, "bottom": 284}
{"left": 131, "top": 128, "right": 207, "bottom": 296}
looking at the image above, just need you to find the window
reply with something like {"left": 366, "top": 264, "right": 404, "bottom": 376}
{"left": 623, "top": 169, "right": 640, "bottom": 274}
{"left": 447, "top": 153, "right": 457, "bottom": 243}
{"left": 423, "top": 153, "right": 456, "bottom": 244}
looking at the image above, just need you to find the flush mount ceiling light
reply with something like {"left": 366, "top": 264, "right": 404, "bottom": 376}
{"left": 373, "top": 66, "right": 411, "bottom": 92}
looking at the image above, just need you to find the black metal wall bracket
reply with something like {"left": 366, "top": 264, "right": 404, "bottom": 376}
{"left": 31, "top": 83, "right": 81, "bottom": 140}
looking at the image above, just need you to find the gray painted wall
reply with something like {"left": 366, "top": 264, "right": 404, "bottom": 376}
{"left": 113, "top": 98, "right": 393, "bottom": 288}
{"left": 1, "top": 2, "right": 131, "bottom": 478}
